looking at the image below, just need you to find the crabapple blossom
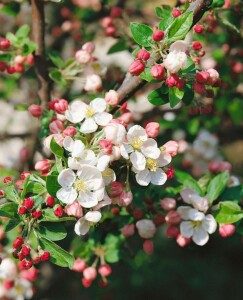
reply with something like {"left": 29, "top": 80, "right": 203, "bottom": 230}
{"left": 74, "top": 211, "right": 102, "bottom": 235}
{"left": 164, "top": 46, "right": 187, "bottom": 73}
{"left": 136, "top": 219, "right": 156, "bottom": 239}
{"left": 145, "top": 122, "right": 160, "bottom": 138}
{"left": 104, "top": 123, "right": 126, "bottom": 145}
{"left": 65, "top": 201, "right": 83, "bottom": 218}
{"left": 84, "top": 74, "right": 102, "bottom": 92}
{"left": 180, "top": 188, "right": 209, "bottom": 212}
{"left": 75, "top": 49, "right": 91, "bottom": 64}
{"left": 0, "top": 258, "right": 17, "bottom": 279}
{"left": 65, "top": 98, "right": 112, "bottom": 134}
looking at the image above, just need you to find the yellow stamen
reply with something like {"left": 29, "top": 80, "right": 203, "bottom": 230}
{"left": 74, "top": 180, "right": 87, "bottom": 192}
{"left": 146, "top": 158, "right": 158, "bottom": 172}
{"left": 131, "top": 137, "right": 143, "bottom": 150}
{"left": 85, "top": 107, "right": 95, "bottom": 118}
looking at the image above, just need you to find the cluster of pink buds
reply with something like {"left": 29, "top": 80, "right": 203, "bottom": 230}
{"left": 193, "top": 68, "right": 220, "bottom": 95}
{"left": 188, "top": 104, "right": 213, "bottom": 115}
{"left": 129, "top": 49, "right": 150, "bottom": 76}
{"left": 12, "top": 237, "right": 50, "bottom": 270}
{"left": 101, "top": 7, "right": 123, "bottom": 37}
{"left": 72, "top": 257, "right": 112, "bottom": 288}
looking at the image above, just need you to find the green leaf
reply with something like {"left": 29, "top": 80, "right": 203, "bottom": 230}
{"left": 105, "top": 234, "right": 124, "bottom": 264}
{"left": 169, "top": 87, "right": 184, "bottom": 108}
{"left": 16, "top": 25, "right": 30, "bottom": 38}
{"left": 1, "top": 3, "right": 20, "bottom": 16}
{"left": 49, "top": 69, "right": 67, "bottom": 86}
{"left": 0, "top": 202, "right": 18, "bottom": 218}
{"left": 148, "top": 86, "right": 169, "bottom": 106}
{"left": 156, "top": 6, "right": 174, "bottom": 30}
{"left": 46, "top": 175, "right": 60, "bottom": 197}
{"left": 175, "top": 169, "right": 202, "bottom": 195}
{"left": 39, "top": 237, "right": 74, "bottom": 268}
{"left": 207, "top": 171, "right": 229, "bottom": 204}
{"left": 4, "top": 186, "right": 20, "bottom": 202}
{"left": 37, "top": 222, "right": 67, "bottom": 241}
{"left": 130, "top": 22, "right": 154, "bottom": 47}
{"left": 107, "top": 40, "right": 127, "bottom": 54}
{"left": 182, "top": 57, "right": 195, "bottom": 73}
{"left": 140, "top": 68, "right": 158, "bottom": 82}
{"left": 4, "top": 219, "right": 21, "bottom": 232}
{"left": 50, "top": 138, "right": 64, "bottom": 157}
{"left": 220, "top": 185, "right": 243, "bottom": 202}
{"left": 211, "top": 0, "right": 225, "bottom": 8}
{"left": 40, "top": 208, "right": 75, "bottom": 223}
{"left": 215, "top": 201, "right": 243, "bottom": 224}
{"left": 182, "top": 85, "right": 194, "bottom": 105}
{"left": 26, "top": 181, "right": 46, "bottom": 195}
{"left": 22, "top": 41, "right": 37, "bottom": 56}
{"left": 167, "top": 11, "right": 193, "bottom": 44}
{"left": 48, "top": 51, "right": 65, "bottom": 68}
{"left": 5, "top": 32, "right": 18, "bottom": 46}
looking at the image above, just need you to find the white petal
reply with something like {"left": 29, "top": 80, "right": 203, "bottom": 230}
{"left": 158, "top": 152, "right": 172, "bottom": 167}
{"left": 102, "top": 168, "right": 116, "bottom": 185}
{"left": 202, "top": 214, "right": 217, "bottom": 234}
{"left": 130, "top": 151, "right": 146, "bottom": 171}
{"left": 136, "top": 169, "right": 151, "bottom": 186}
{"left": 141, "top": 139, "right": 160, "bottom": 159}
{"left": 90, "top": 98, "right": 106, "bottom": 113}
{"left": 81, "top": 150, "right": 97, "bottom": 165}
{"left": 72, "top": 140, "right": 85, "bottom": 157}
{"left": 77, "top": 165, "right": 103, "bottom": 190}
{"left": 63, "top": 136, "right": 74, "bottom": 152}
{"left": 85, "top": 211, "right": 102, "bottom": 223}
{"left": 80, "top": 118, "right": 98, "bottom": 134}
{"left": 97, "top": 155, "right": 110, "bottom": 172}
{"left": 188, "top": 209, "right": 205, "bottom": 221}
{"left": 150, "top": 169, "right": 167, "bottom": 185}
{"left": 58, "top": 168, "right": 76, "bottom": 188}
{"left": 180, "top": 221, "right": 194, "bottom": 238}
{"left": 65, "top": 101, "right": 86, "bottom": 123}
{"left": 94, "top": 192, "right": 111, "bottom": 210}
{"left": 68, "top": 157, "right": 80, "bottom": 170}
{"left": 180, "top": 188, "right": 199, "bottom": 204}
{"left": 120, "top": 144, "right": 133, "bottom": 159}
{"left": 127, "top": 125, "right": 147, "bottom": 142}
{"left": 74, "top": 218, "right": 89, "bottom": 236}
{"left": 56, "top": 187, "right": 77, "bottom": 204}
{"left": 192, "top": 227, "right": 209, "bottom": 246}
{"left": 77, "top": 191, "right": 99, "bottom": 208}
{"left": 94, "top": 112, "right": 112, "bottom": 126}
{"left": 177, "top": 206, "right": 191, "bottom": 220}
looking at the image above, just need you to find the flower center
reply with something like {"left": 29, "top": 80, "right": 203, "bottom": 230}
{"left": 146, "top": 158, "right": 158, "bottom": 172}
{"left": 131, "top": 138, "right": 143, "bottom": 150}
{"left": 85, "top": 107, "right": 95, "bottom": 118}
{"left": 74, "top": 180, "right": 87, "bottom": 192}
{"left": 15, "top": 285, "right": 24, "bottom": 295}
{"left": 102, "top": 168, "right": 113, "bottom": 178}
{"left": 192, "top": 220, "right": 202, "bottom": 228}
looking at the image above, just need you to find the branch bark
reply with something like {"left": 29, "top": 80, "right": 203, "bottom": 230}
{"left": 31, "top": 0, "right": 51, "bottom": 108}
{"left": 116, "top": 0, "right": 213, "bottom": 105}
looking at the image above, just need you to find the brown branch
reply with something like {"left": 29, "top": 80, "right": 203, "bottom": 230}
{"left": 116, "top": 0, "right": 213, "bottom": 106}
{"left": 31, "top": 0, "right": 51, "bottom": 108}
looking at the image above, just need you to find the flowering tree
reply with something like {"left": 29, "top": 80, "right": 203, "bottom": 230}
{"left": 0, "top": 0, "right": 242, "bottom": 298}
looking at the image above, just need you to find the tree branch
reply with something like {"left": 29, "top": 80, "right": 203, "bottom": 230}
{"left": 31, "top": 0, "right": 51, "bottom": 108}
{"left": 116, "top": 0, "right": 213, "bottom": 105}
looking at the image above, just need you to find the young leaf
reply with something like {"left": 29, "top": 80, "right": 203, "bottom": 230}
{"left": 46, "top": 175, "right": 60, "bottom": 197}
{"left": 50, "top": 138, "right": 64, "bottom": 157}
{"left": 182, "top": 85, "right": 194, "bottom": 105}
{"left": 4, "top": 219, "right": 21, "bottom": 232}
{"left": 167, "top": 12, "right": 193, "bottom": 44}
{"left": 148, "top": 86, "right": 169, "bottom": 106}
{"left": 48, "top": 51, "right": 65, "bottom": 68}
{"left": 156, "top": 6, "right": 174, "bottom": 30}
{"left": 40, "top": 208, "right": 75, "bottom": 223}
{"left": 37, "top": 222, "right": 67, "bottom": 241}
{"left": 4, "top": 186, "right": 20, "bottom": 202}
{"left": 16, "top": 25, "right": 30, "bottom": 38}
{"left": 140, "top": 68, "right": 158, "bottom": 82}
{"left": 207, "top": 171, "right": 229, "bottom": 204}
{"left": 130, "top": 23, "right": 154, "bottom": 47}
{"left": 26, "top": 181, "right": 46, "bottom": 195}
{"left": 107, "top": 40, "right": 127, "bottom": 54}
{"left": 39, "top": 237, "right": 75, "bottom": 268}
{"left": 215, "top": 201, "right": 243, "bottom": 224}
{"left": 0, "top": 202, "right": 18, "bottom": 218}
{"left": 169, "top": 86, "right": 184, "bottom": 108}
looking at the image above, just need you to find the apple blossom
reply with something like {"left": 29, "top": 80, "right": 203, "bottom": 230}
{"left": 136, "top": 219, "right": 156, "bottom": 239}
{"left": 74, "top": 211, "right": 102, "bottom": 235}
{"left": 164, "top": 49, "right": 187, "bottom": 74}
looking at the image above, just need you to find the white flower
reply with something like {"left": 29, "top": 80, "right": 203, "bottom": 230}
{"left": 180, "top": 188, "right": 209, "bottom": 212}
{"left": 121, "top": 125, "right": 160, "bottom": 171}
{"left": 74, "top": 211, "right": 102, "bottom": 235}
{"left": 57, "top": 165, "right": 104, "bottom": 208}
{"left": 228, "top": 176, "right": 240, "bottom": 187}
{"left": 135, "top": 152, "right": 171, "bottom": 186}
{"left": 163, "top": 50, "right": 187, "bottom": 73}
{"left": 65, "top": 98, "right": 112, "bottom": 134}
{"left": 136, "top": 219, "right": 156, "bottom": 239}
{"left": 6, "top": 279, "right": 33, "bottom": 300}
{"left": 104, "top": 123, "right": 126, "bottom": 145}
{"left": 0, "top": 258, "right": 17, "bottom": 280}
{"left": 177, "top": 207, "right": 217, "bottom": 246}
{"left": 84, "top": 74, "right": 102, "bottom": 92}
{"left": 193, "top": 130, "right": 218, "bottom": 160}
{"left": 63, "top": 136, "right": 96, "bottom": 169}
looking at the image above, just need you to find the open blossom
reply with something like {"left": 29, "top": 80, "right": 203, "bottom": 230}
{"left": 104, "top": 122, "right": 126, "bottom": 145}
{"left": 0, "top": 258, "right": 17, "bottom": 280}
{"left": 180, "top": 188, "right": 209, "bottom": 212}
{"left": 177, "top": 206, "right": 217, "bottom": 246}
{"left": 192, "top": 130, "right": 218, "bottom": 160}
{"left": 65, "top": 98, "right": 112, "bottom": 134}
{"left": 74, "top": 211, "right": 102, "bottom": 235}
{"left": 164, "top": 48, "right": 187, "bottom": 74}
{"left": 57, "top": 165, "right": 104, "bottom": 208}
{"left": 5, "top": 278, "right": 33, "bottom": 300}
{"left": 120, "top": 125, "right": 161, "bottom": 171}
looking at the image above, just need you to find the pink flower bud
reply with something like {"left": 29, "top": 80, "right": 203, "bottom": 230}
{"left": 110, "top": 7, "right": 122, "bottom": 18}
{"left": 49, "top": 120, "right": 64, "bottom": 134}
{"left": 165, "top": 74, "right": 179, "bottom": 87}
{"left": 101, "top": 17, "right": 113, "bottom": 28}
{"left": 118, "top": 112, "right": 133, "bottom": 124}
{"left": 7, "top": 66, "right": 16, "bottom": 74}
{"left": 145, "top": 122, "right": 160, "bottom": 138}
{"left": 14, "top": 55, "right": 25, "bottom": 65}
{"left": 99, "top": 140, "right": 113, "bottom": 155}
{"left": 34, "top": 159, "right": 50, "bottom": 172}
{"left": 82, "top": 42, "right": 95, "bottom": 54}
{"left": 192, "top": 41, "right": 202, "bottom": 50}
{"left": 83, "top": 267, "right": 97, "bottom": 281}
{"left": 98, "top": 264, "right": 112, "bottom": 277}
{"left": 26, "top": 54, "right": 34, "bottom": 65}
{"left": 28, "top": 104, "right": 42, "bottom": 118}
{"left": 108, "top": 181, "right": 124, "bottom": 197}
{"left": 150, "top": 64, "right": 164, "bottom": 80}
{"left": 172, "top": 8, "right": 182, "bottom": 18}
{"left": 119, "top": 191, "right": 133, "bottom": 206}
{"left": 129, "top": 60, "right": 145, "bottom": 76}
{"left": 75, "top": 50, "right": 91, "bottom": 64}
{"left": 54, "top": 99, "right": 68, "bottom": 114}
{"left": 165, "top": 210, "right": 181, "bottom": 225}
{"left": 194, "top": 82, "right": 206, "bottom": 95}
{"left": 105, "top": 90, "right": 120, "bottom": 106}
{"left": 176, "top": 78, "right": 186, "bottom": 90}
{"left": 143, "top": 240, "right": 154, "bottom": 255}
{"left": 82, "top": 278, "right": 93, "bottom": 288}
{"left": 176, "top": 234, "right": 191, "bottom": 247}
{"left": 104, "top": 123, "right": 126, "bottom": 145}
{"left": 65, "top": 201, "right": 83, "bottom": 218}
{"left": 105, "top": 26, "right": 116, "bottom": 36}
{"left": 0, "top": 61, "right": 7, "bottom": 72}
{"left": 193, "top": 25, "right": 205, "bottom": 33}
{"left": 136, "top": 219, "right": 156, "bottom": 239}
{"left": 161, "top": 198, "right": 176, "bottom": 211}
{"left": 0, "top": 38, "right": 11, "bottom": 50}
{"left": 162, "top": 140, "right": 179, "bottom": 157}
{"left": 72, "top": 258, "right": 86, "bottom": 272}
{"left": 166, "top": 225, "right": 180, "bottom": 238}
{"left": 121, "top": 224, "right": 135, "bottom": 238}
{"left": 152, "top": 30, "right": 164, "bottom": 42}
{"left": 19, "top": 147, "right": 30, "bottom": 161}
{"left": 208, "top": 161, "right": 231, "bottom": 173}
{"left": 195, "top": 71, "right": 210, "bottom": 84}
{"left": 62, "top": 126, "right": 77, "bottom": 138}
{"left": 219, "top": 224, "right": 236, "bottom": 238}
{"left": 206, "top": 68, "right": 219, "bottom": 85}
{"left": 136, "top": 49, "right": 150, "bottom": 61}
{"left": 20, "top": 268, "right": 38, "bottom": 281}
